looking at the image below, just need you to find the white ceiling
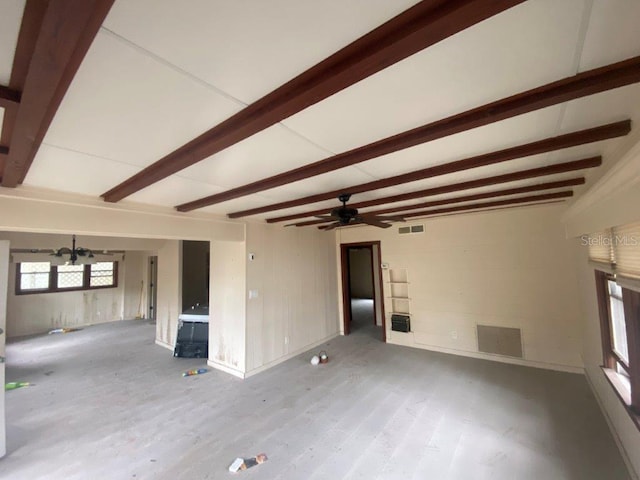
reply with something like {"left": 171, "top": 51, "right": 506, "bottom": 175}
{"left": 3, "top": 0, "right": 640, "bottom": 224}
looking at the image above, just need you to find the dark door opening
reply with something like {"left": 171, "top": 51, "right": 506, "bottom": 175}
{"left": 340, "top": 242, "right": 385, "bottom": 341}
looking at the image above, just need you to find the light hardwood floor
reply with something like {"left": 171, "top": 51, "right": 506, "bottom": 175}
{"left": 2, "top": 320, "right": 630, "bottom": 479}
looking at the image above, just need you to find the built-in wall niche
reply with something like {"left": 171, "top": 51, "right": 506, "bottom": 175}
{"left": 384, "top": 267, "right": 411, "bottom": 318}
{"left": 181, "top": 240, "right": 210, "bottom": 311}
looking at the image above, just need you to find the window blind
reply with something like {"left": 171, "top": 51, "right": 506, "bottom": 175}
{"left": 612, "top": 222, "right": 640, "bottom": 280}
{"left": 588, "top": 229, "right": 614, "bottom": 266}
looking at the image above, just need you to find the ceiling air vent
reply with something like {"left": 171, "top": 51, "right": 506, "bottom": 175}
{"left": 398, "top": 224, "right": 424, "bottom": 234}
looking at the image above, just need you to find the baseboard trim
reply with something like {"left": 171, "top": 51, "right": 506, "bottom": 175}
{"left": 207, "top": 360, "right": 245, "bottom": 379}
{"left": 585, "top": 369, "right": 639, "bottom": 480}
{"left": 394, "top": 339, "right": 584, "bottom": 374}
{"left": 154, "top": 339, "right": 173, "bottom": 352}
{"left": 244, "top": 332, "right": 340, "bottom": 379}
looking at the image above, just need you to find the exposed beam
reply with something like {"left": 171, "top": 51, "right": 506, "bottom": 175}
{"left": 177, "top": 54, "right": 640, "bottom": 212}
{"left": 0, "top": 0, "right": 49, "bottom": 180}
{"left": 0, "top": 85, "right": 21, "bottom": 108}
{"left": 228, "top": 119, "right": 626, "bottom": 219}
{"left": 101, "top": 0, "right": 525, "bottom": 203}
{"left": 401, "top": 190, "right": 573, "bottom": 219}
{"left": 316, "top": 191, "right": 573, "bottom": 229}
{"left": 271, "top": 156, "right": 600, "bottom": 224}
{"left": 2, "top": 0, "right": 115, "bottom": 188}
{"left": 292, "top": 178, "right": 583, "bottom": 227}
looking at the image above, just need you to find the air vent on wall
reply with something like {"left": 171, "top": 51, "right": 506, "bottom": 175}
{"left": 477, "top": 325, "right": 523, "bottom": 358}
{"left": 398, "top": 224, "right": 424, "bottom": 234}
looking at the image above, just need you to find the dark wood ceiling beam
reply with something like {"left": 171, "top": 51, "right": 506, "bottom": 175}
{"left": 291, "top": 178, "right": 583, "bottom": 227}
{"left": 0, "top": 0, "right": 49, "bottom": 180}
{"left": 270, "top": 156, "right": 600, "bottom": 224}
{"left": 315, "top": 191, "right": 572, "bottom": 229}
{"left": 0, "top": 85, "right": 21, "bottom": 108}
{"left": 399, "top": 190, "right": 573, "bottom": 219}
{"left": 229, "top": 119, "right": 625, "bottom": 219}
{"left": 1, "top": 0, "right": 115, "bottom": 188}
{"left": 101, "top": 0, "right": 525, "bottom": 203}
{"left": 176, "top": 55, "right": 640, "bottom": 212}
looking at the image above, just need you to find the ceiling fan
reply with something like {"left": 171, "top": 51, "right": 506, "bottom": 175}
{"left": 316, "top": 194, "right": 405, "bottom": 230}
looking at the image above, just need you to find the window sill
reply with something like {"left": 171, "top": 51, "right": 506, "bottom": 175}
{"left": 601, "top": 367, "right": 640, "bottom": 431}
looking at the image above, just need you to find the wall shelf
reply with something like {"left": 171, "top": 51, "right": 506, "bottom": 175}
{"left": 382, "top": 267, "right": 412, "bottom": 327}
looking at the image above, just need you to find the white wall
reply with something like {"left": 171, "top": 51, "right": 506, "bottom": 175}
{"left": 337, "top": 203, "right": 584, "bottom": 372}
{"left": 122, "top": 251, "right": 146, "bottom": 320}
{"left": 155, "top": 240, "right": 181, "bottom": 349}
{"left": 208, "top": 240, "right": 247, "bottom": 376}
{"left": 244, "top": 223, "right": 339, "bottom": 376}
{"left": 0, "top": 241, "right": 9, "bottom": 458}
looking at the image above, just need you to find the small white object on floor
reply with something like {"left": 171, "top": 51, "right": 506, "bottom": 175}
{"left": 310, "top": 355, "right": 320, "bottom": 365}
{"left": 228, "top": 457, "right": 244, "bottom": 473}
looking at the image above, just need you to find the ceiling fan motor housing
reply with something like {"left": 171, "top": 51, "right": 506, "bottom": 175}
{"left": 331, "top": 206, "right": 358, "bottom": 224}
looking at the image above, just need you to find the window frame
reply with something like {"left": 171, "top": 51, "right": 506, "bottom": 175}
{"left": 15, "top": 261, "right": 119, "bottom": 295}
{"left": 595, "top": 270, "right": 640, "bottom": 429}
{"left": 605, "top": 278, "right": 630, "bottom": 372}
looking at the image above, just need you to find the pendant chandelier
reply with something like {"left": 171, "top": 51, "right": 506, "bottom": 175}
{"left": 51, "top": 235, "right": 95, "bottom": 265}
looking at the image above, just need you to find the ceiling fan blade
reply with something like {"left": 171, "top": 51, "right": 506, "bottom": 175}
{"left": 359, "top": 213, "right": 405, "bottom": 222}
{"left": 357, "top": 216, "right": 392, "bottom": 229}
{"left": 319, "top": 222, "right": 341, "bottom": 230}
{"left": 375, "top": 215, "right": 406, "bottom": 222}
{"left": 314, "top": 214, "right": 335, "bottom": 220}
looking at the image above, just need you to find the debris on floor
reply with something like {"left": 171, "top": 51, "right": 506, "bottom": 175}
{"left": 311, "top": 351, "right": 329, "bottom": 365}
{"left": 182, "top": 368, "right": 208, "bottom": 377}
{"left": 48, "top": 327, "right": 82, "bottom": 334}
{"left": 5, "top": 382, "right": 31, "bottom": 391}
{"left": 228, "top": 453, "right": 268, "bottom": 473}
{"left": 319, "top": 351, "right": 329, "bottom": 363}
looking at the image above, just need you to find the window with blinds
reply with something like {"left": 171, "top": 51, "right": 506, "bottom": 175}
{"left": 591, "top": 222, "right": 640, "bottom": 427}
{"left": 613, "top": 222, "right": 640, "bottom": 280}
{"left": 587, "top": 222, "right": 640, "bottom": 281}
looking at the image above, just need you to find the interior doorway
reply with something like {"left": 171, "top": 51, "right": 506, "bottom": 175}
{"left": 340, "top": 241, "right": 385, "bottom": 341}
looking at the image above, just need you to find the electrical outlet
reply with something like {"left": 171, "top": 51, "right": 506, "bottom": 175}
{"left": 249, "top": 289, "right": 259, "bottom": 299}
{"left": 451, "top": 330, "right": 458, "bottom": 340}
{"left": 284, "top": 336, "right": 289, "bottom": 345}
